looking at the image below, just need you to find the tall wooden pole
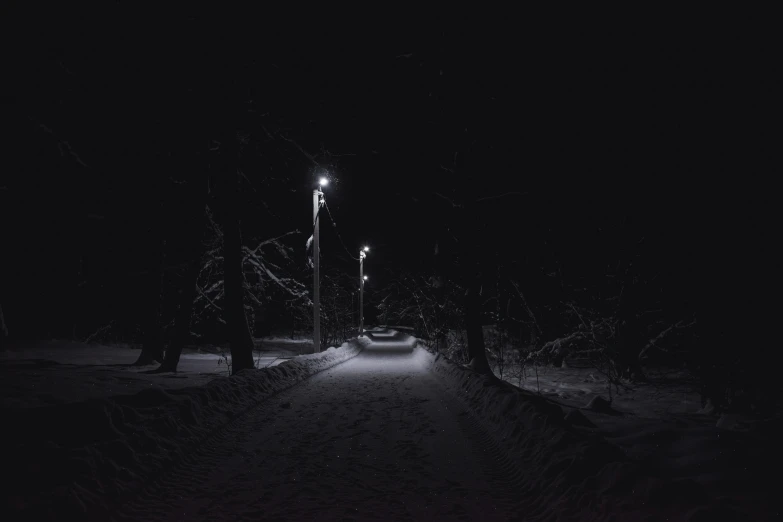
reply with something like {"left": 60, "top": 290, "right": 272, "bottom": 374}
{"left": 359, "top": 254, "right": 364, "bottom": 336}
{"left": 313, "top": 189, "right": 321, "bottom": 352}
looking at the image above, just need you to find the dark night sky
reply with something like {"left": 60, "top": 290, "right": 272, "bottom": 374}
{"left": 2, "top": 9, "right": 723, "bottom": 336}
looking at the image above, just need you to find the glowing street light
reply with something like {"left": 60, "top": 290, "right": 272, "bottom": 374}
{"left": 363, "top": 275, "right": 368, "bottom": 280}
{"left": 318, "top": 177, "right": 329, "bottom": 187}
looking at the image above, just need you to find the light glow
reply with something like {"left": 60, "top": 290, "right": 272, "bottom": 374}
{"left": 363, "top": 275, "right": 368, "bottom": 280}
{"left": 318, "top": 177, "right": 329, "bottom": 187}
{"left": 363, "top": 246, "right": 370, "bottom": 252}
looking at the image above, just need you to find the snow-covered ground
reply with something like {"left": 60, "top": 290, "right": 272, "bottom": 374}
{"left": 503, "top": 362, "right": 702, "bottom": 418}
{"left": 0, "top": 338, "right": 312, "bottom": 409}
{"left": 429, "top": 347, "right": 778, "bottom": 521}
{"left": 2, "top": 335, "right": 368, "bottom": 520}
{"left": 490, "top": 358, "right": 778, "bottom": 517}
{"left": 1, "top": 330, "right": 777, "bottom": 521}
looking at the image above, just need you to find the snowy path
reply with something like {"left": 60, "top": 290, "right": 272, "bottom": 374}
{"left": 114, "top": 332, "right": 522, "bottom": 521}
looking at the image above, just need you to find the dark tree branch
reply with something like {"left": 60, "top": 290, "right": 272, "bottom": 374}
{"left": 432, "top": 192, "right": 463, "bottom": 209}
{"left": 29, "top": 118, "right": 89, "bottom": 167}
{"left": 475, "top": 191, "right": 528, "bottom": 203}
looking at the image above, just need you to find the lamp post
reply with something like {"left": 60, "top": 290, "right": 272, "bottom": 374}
{"left": 312, "top": 176, "right": 328, "bottom": 352}
{"left": 359, "top": 246, "right": 369, "bottom": 336}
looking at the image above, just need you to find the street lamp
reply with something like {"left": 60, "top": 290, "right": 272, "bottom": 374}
{"left": 359, "top": 246, "right": 369, "bottom": 336}
{"left": 312, "top": 176, "right": 328, "bottom": 353}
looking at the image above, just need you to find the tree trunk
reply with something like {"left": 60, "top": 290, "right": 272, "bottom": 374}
{"left": 0, "top": 302, "right": 8, "bottom": 349}
{"left": 223, "top": 172, "right": 255, "bottom": 374}
{"left": 617, "top": 280, "right": 646, "bottom": 381}
{"left": 71, "top": 255, "right": 84, "bottom": 340}
{"left": 461, "top": 206, "right": 492, "bottom": 375}
{"left": 157, "top": 254, "right": 200, "bottom": 372}
{"left": 465, "top": 270, "right": 491, "bottom": 375}
{"left": 617, "top": 318, "right": 645, "bottom": 380}
{"left": 135, "top": 233, "right": 165, "bottom": 365}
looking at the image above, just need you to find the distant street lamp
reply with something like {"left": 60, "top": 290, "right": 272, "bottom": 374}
{"left": 359, "top": 246, "right": 369, "bottom": 335}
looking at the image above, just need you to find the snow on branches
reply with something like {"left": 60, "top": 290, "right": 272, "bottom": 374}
{"left": 193, "top": 207, "right": 310, "bottom": 335}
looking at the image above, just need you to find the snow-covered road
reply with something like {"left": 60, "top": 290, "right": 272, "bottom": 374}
{"left": 114, "top": 331, "right": 522, "bottom": 521}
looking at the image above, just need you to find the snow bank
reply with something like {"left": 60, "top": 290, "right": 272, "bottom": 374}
{"left": 414, "top": 340, "right": 769, "bottom": 522}
{"left": 2, "top": 338, "right": 370, "bottom": 521}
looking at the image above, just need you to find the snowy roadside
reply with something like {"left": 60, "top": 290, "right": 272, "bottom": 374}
{"left": 2, "top": 330, "right": 776, "bottom": 521}
{"left": 415, "top": 340, "right": 776, "bottom": 521}
{"left": 0, "top": 339, "right": 314, "bottom": 409}
{"left": 2, "top": 337, "right": 371, "bottom": 520}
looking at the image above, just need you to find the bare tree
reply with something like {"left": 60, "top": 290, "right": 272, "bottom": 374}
{"left": 217, "top": 131, "right": 255, "bottom": 374}
{"left": 455, "top": 202, "right": 492, "bottom": 375}
{"left": 377, "top": 272, "right": 466, "bottom": 361}
{"left": 318, "top": 267, "right": 355, "bottom": 348}
{"left": 153, "top": 179, "right": 208, "bottom": 373}
{"left": 222, "top": 169, "right": 255, "bottom": 374}
{"left": 134, "top": 208, "right": 166, "bottom": 366}
{"left": 0, "top": 302, "right": 8, "bottom": 349}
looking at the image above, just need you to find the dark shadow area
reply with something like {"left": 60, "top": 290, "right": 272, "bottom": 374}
{"left": 0, "top": 359, "right": 61, "bottom": 369}
{"left": 359, "top": 345, "right": 415, "bottom": 358}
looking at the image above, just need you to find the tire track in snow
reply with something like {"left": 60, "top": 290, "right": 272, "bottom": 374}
{"left": 430, "top": 369, "right": 531, "bottom": 488}
{"left": 417, "top": 371, "right": 528, "bottom": 520}
{"left": 446, "top": 388, "right": 531, "bottom": 518}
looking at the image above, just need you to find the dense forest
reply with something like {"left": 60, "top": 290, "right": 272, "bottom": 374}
{"left": 1, "top": 9, "right": 772, "bottom": 416}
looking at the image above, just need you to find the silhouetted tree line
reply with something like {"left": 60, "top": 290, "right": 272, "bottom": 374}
{"left": 6, "top": 16, "right": 761, "bottom": 415}
{"left": 3, "top": 24, "right": 347, "bottom": 374}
